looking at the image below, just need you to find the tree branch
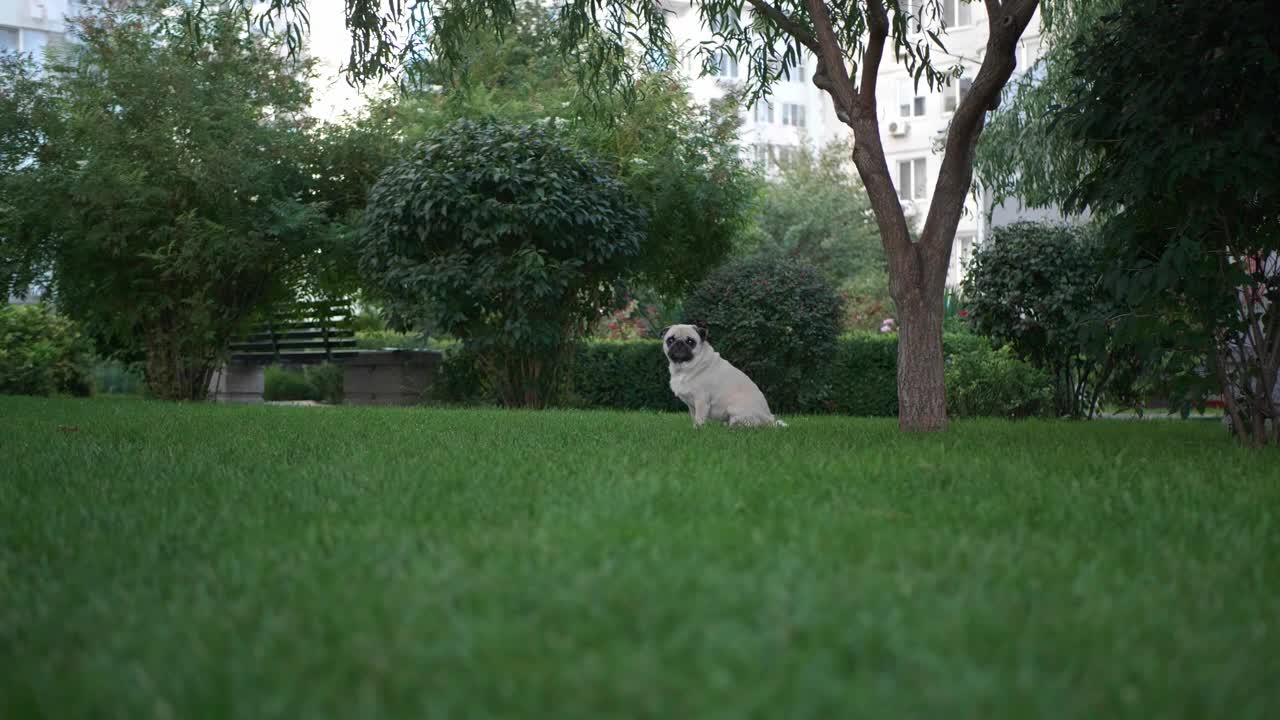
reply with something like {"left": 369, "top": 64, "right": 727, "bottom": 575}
{"left": 803, "top": 0, "right": 858, "bottom": 121}
{"left": 743, "top": 0, "right": 820, "bottom": 53}
{"left": 859, "top": 0, "right": 890, "bottom": 113}
{"left": 920, "top": 0, "right": 1040, "bottom": 274}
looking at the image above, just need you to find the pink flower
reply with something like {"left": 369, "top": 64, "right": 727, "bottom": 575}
{"left": 608, "top": 323, "right": 618, "bottom": 330}
{"left": 959, "top": 310, "right": 969, "bottom": 318}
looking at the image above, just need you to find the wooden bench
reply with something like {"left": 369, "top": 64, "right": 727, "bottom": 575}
{"left": 208, "top": 300, "right": 357, "bottom": 402}
{"left": 226, "top": 300, "right": 359, "bottom": 366}
{"left": 208, "top": 300, "right": 443, "bottom": 405}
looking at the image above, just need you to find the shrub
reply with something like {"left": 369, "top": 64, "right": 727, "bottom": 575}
{"left": 355, "top": 330, "right": 432, "bottom": 350}
{"left": 454, "top": 332, "right": 993, "bottom": 417}
{"left": 305, "top": 364, "right": 344, "bottom": 405}
{"left": 360, "top": 119, "right": 646, "bottom": 408}
{"left": 945, "top": 340, "right": 1054, "bottom": 419}
{"left": 264, "top": 366, "right": 314, "bottom": 402}
{"left": 263, "top": 363, "right": 344, "bottom": 403}
{"left": 0, "top": 304, "right": 93, "bottom": 397}
{"left": 569, "top": 341, "right": 684, "bottom": 412}
{"left": 90, "top": 358, "right": 144, "bottom": 395}
{"left": 961, "top": 221, "right": 1130, "bottom": 417}
{"left": 827, "top": 332, "right": 899, "bottom": 416}
{"left": 426, "top": 345, "right": 496, "bottom": 407}
{"left": 683, "top": 255, "right": 844, "bottom": 412}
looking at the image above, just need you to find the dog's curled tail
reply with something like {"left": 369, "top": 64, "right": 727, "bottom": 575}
{"left": 775, "top": 418, "right": 788, "bottom": 428}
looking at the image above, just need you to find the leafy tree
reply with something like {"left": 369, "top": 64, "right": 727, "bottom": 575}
{"left": 298, "top": 99, "right": 406, "bottom": 301}
{"left": 961, "top": 221, "right": 1128, "bottom": 418}
{"left": 233, "top": 0, "right": 1045, "bottom": 433}
{"left": 746, "top": 140, "right": 883, "bottom": 285}
{"left": 0, "top": 53, "right": 61, "bottom": 299}
{"left": 393, "top": 1, "right": 758, "bottom": 302}
{"left": 977, "top": 0, "right": 1280, "bottom": 445}
{"left": 359, "top": 119, "right": 647, "bottom": 408}
{"left": 0, "top": 3, "right": 392, "bottom": 400}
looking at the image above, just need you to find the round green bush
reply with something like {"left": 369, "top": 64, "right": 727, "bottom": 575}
{"left": 0, "top": 304, "right": 93, "bottom": 397}
{"left": 682, "top": 255, "right": 843, "bottom": 412}
{"left": 360, "top": 118, "right": 646, "bottom": 408}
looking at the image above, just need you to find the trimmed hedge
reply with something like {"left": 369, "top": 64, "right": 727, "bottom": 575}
{"left": 570, "top": 341, "right": 685, "bottom": 412}
{"left": 429, "top": 331, "right": 1013, "bottom": 417}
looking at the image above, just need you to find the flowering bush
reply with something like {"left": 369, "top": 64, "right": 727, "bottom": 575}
{"left": 595, "top": 297, "right": 662, "bottom": 341}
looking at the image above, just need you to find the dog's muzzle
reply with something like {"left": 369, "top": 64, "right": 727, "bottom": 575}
{"left": 666, "top": 345, "right": 694, "bottom": 363}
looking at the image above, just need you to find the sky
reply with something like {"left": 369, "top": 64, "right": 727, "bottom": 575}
{"left": 304, "top": 0, "right": 383, "bottom": 121}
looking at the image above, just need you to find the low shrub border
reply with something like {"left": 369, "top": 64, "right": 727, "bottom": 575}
{"left": 429, "top": 331, "right": 1039, "bottom": 418}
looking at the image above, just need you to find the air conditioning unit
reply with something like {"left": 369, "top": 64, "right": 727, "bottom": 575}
{"left": 888, "top": 121, "right": 909, "bottom": 137}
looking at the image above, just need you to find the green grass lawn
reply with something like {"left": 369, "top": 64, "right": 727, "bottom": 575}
{"left": 2, "top": 396, "right": 1278, "bottom": 719}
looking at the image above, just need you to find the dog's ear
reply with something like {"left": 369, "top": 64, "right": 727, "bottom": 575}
{"left": 696, "top": 325, "right": 707, "bottom": 342}
{"left": 657, "top": 325, "right": 670, "bottom": 340}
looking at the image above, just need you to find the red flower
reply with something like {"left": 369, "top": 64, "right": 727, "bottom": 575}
{"left": 958, "top": 310, "right": 969, "bottom": 318}
{"left": 608, "top": 323, "right": 619, "bottom": 330}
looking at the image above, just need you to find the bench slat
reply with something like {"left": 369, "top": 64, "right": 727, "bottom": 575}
{"left": 229, "top": 339, "right": 359, "bottom": 352}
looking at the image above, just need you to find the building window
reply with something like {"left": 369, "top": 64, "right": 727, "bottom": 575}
{"left": 956, "top": 232, "right": 975, "bottom": 270}
{"left": 943, "top": 77, "right": 972, "bottom": 113}
{"left": 753, "top": 144, "right": 771, "bottom": 168}
{"left": 1, "top": 26, "right": 52, "bottom": 57}
{"left": 942, "top": 0, "right": 974, "bottom": 29}
{"left": 898, "top": 79, "right": 926, "bottom": 117}
{"left": 754, "top": 101, "right": 774, "bottom": 124}
{"left": 781, "top": 103, "right": 806, "bottom": 128}
{"left": 23, "top": 29, "right": 48, "bottom": 57}
{"left": 1, "top": 27, "right": 21, "bottom": 52}
{"left": 715, "top": 50, "right": 738, "bottom": 79}
{"left": 897, "top": 157, "right": 928, "bottom": 201}
{"left": 902, "top": 0, "right": 924, "bottom": 32}
{"left": 775, "top": 145, "right": 800, "bottom": 168}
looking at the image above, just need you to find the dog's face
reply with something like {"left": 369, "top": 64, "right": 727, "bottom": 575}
{"left": 662, "top": 324, "right": 707, "bottom": 364}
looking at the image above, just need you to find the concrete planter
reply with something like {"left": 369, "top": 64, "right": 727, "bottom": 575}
{"left": 342, "top": 350, "right": 443, "bottom": 406}
{"left": 207, "top": 363, "right": 265, "bottom": 403}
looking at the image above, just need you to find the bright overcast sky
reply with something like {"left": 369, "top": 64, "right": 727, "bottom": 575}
{"left": 304, "top": 0, "right": 382, "bottom": 121}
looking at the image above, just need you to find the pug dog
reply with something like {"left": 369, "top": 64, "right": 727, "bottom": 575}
{"left": 661, "top": 324, "right": 786, "bottom": 428}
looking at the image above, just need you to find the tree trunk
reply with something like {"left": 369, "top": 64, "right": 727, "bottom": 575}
{"left": 895, "top": 290, "right": 948, "bottom": 432}
{"left": 784, "top": 0, "right": 1038, "bottom": 432}
{"left": 144, "top": 318, "right": 218, "bottom": 401}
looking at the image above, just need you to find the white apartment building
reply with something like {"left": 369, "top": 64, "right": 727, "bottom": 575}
{"left": 665, "top": 0, "right": 1046, "bottom": 287}
{"left": 660, "top": 1, "right": 848, "bottom": 168}
{"left": 0, "top": 0, "right": 75, "bottom": 58}
{"left": 875, "top": 1, "right": 1044, "bottom": 286}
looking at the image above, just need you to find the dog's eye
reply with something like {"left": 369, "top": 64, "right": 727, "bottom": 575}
{"left": 665, "top": 337, "right": 675, "bottom": 345}
{"left": 685, "top": 338, "right": 696, "bottom": 347}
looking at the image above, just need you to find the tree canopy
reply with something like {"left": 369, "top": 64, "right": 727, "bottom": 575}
{"left": 388, "top": 1, "right": 758, "bottom": 301}
{"left": 359, "top": 118, "right": 647, "bottom": 407}
{"left": 0, "top": 2, "right": 375, "bottom": 399}
{"left": 978, "top": 0, "right": 1280, "bottom": 443}
{"left": 745, "top": 140, "right": 883, "bottom": 287}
